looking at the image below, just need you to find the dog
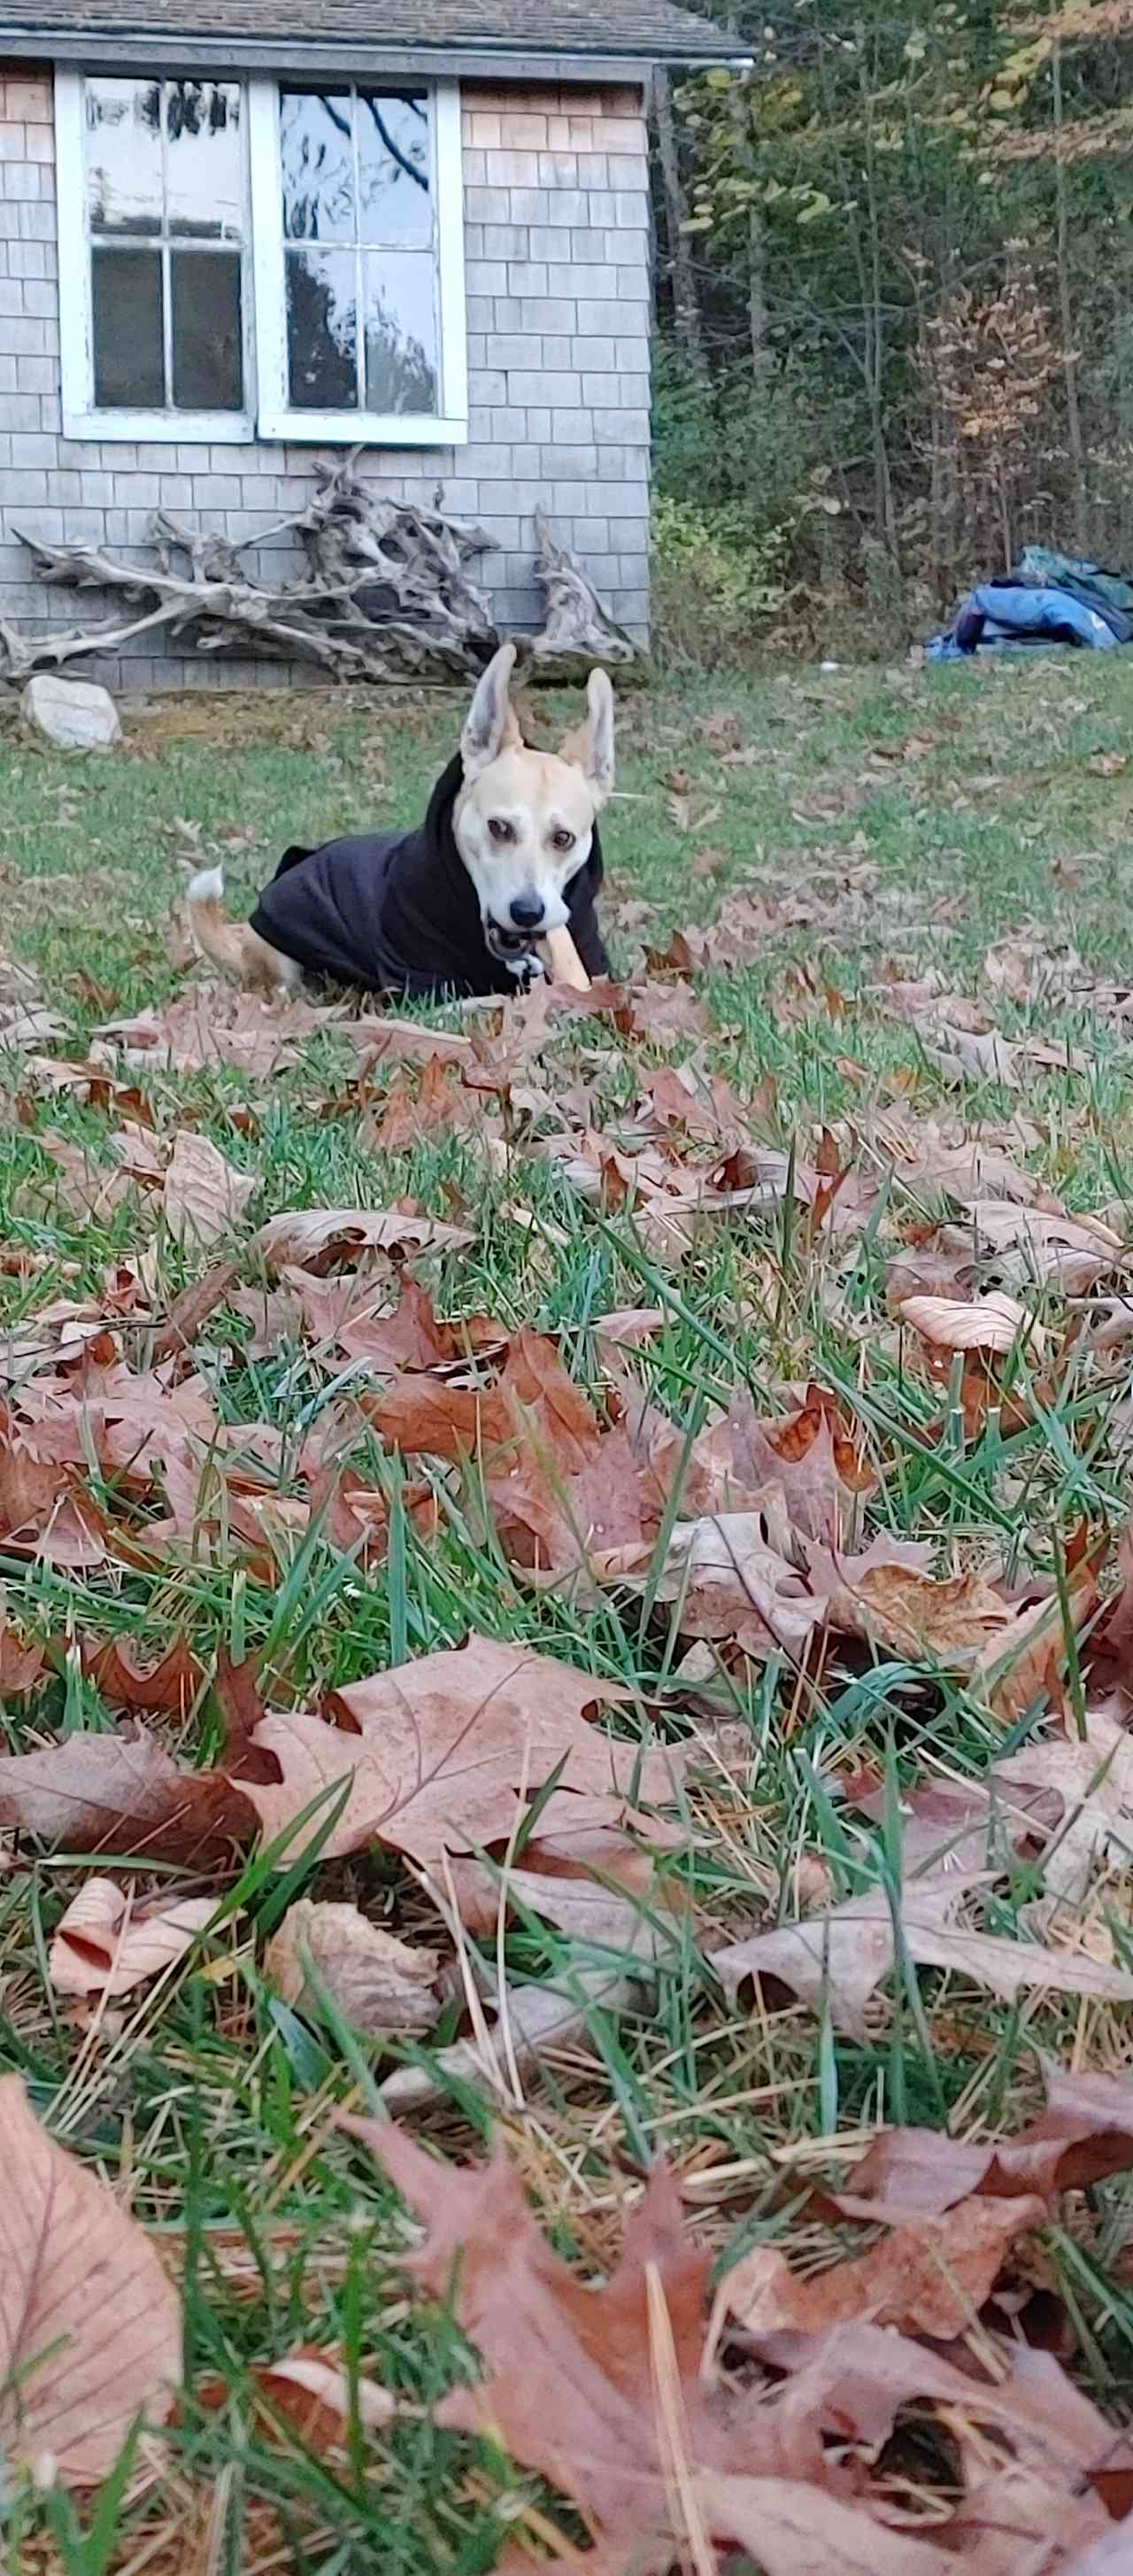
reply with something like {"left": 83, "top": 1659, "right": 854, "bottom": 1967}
{"left": 186, "top": 643, "right": 613, "bottom": 1000}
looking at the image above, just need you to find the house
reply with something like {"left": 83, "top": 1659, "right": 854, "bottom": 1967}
{"left": 0, "top": 0, "right": 739, "bottom": 685}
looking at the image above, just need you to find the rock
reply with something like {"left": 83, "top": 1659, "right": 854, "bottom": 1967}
{"left": 21, "top": 674, "right": 121, "bottom": 751}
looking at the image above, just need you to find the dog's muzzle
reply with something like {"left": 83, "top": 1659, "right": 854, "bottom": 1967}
{"left": 484, "top": 916, "right": 539, "bottom": 966}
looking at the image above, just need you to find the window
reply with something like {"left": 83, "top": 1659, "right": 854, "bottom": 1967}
{"left": 249, "top": 81, "right": 466, "bottom": 443}
{"left": 58, "top": 73, "right": 251, "bottom": 437}
{"left": 56, "top": 72, "right": 466, "bottom": 446}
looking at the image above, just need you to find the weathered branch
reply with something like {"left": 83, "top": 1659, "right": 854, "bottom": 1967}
{"left": 527, "top": 506, "right": 639, "bottom": 670}
{"left": 0, "top": 453, "right": 640, "bottom": 685}
{"left": 0, "top": 453, "right": 502, "bottom": 684}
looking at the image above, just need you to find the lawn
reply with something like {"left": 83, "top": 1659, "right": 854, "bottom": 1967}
{"left": 4, "top": 648, "right": 1133, "bottom": 2574}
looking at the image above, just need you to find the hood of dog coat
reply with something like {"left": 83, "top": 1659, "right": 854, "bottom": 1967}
{"left": 250, "top": 754, "right": 608, "bottom": 1000}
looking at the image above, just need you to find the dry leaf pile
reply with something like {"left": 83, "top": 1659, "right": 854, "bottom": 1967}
{"left": 5, "top": 793, "right": 1133, "bottom": 2575}
{"left": 338, "top": 2093, "right": 1133, "bottom": 2575}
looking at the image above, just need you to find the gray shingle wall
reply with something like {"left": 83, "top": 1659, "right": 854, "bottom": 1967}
{"left": 0, "top": 71, "right": 650, "bottom": 688}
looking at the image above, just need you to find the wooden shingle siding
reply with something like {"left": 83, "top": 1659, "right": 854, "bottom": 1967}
{"left": 0, "top": 69, "right": 651, "bottom": 684}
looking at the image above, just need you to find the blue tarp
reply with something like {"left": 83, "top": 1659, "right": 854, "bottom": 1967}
{"left": 925, "top": 549, "right": 1133, "bottom": 660}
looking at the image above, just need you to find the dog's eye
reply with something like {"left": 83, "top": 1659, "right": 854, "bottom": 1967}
{"left": 550, "top": 827, "right": 575, "bottom": 854}
{"left": 488, "top": 816, "right": 514, "bottom": 844}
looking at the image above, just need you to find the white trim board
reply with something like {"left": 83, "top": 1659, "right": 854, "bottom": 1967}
{"left": 55, "top": 66, "right": 257, "bottom": 444}
{"left": 58, "top": 67, "right": 468, "bottom": 450}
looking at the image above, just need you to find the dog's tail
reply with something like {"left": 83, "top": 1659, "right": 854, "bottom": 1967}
{"left": 186, "top": 866, "right": 248, "bottom": 979}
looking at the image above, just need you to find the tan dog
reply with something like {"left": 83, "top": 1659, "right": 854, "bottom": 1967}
{"left": 186, "top": 644, "right": 613, "bottom": 1000}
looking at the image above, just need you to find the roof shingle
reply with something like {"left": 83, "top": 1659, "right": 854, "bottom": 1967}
{"left": 0, "top": 0, "right": 742, "bottom": 65}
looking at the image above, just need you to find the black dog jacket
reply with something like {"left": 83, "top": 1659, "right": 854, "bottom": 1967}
{"left": 249, "top": 754, "right": 609, "bottom": 1000}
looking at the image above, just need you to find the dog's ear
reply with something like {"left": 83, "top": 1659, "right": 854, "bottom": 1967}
{"left": 461, "top": 642, "right": 521, "bottom": 777}
{"left": 558, "top": 669, "right": 615, "bottom": 808}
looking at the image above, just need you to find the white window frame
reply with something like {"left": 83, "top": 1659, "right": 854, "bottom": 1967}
{"left": 248, "top": 77, "right": 467, "bottom": 447}
{"left": 56, "top": 67, "right": 257, "bottom": 444}
{"left": 57, "top": 70, "right": 468, "bottom": 450}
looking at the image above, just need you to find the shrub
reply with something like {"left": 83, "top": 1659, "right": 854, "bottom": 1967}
{"left": 651, "top": 494, "right": 792, "bottom": 669}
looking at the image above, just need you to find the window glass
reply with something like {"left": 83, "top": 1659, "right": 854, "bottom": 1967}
{"left": 286, "top": 245, "right": 358, "bottom": 408}
{"left": 91, "top": 244, "right": 164, "bottom": 404}
{"left": 166, "top": 82, "right": 243, "bottom": 242}
{"left": 281, "top": 89, "right": 437, "bottom": 415}
{"left": 172, "top": 250, "right": 243, "bottom": 409}
{"left": 83, "top": 75, "right": 246, "bottom": 413}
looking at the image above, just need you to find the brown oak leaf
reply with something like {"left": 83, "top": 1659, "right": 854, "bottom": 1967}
{"left": 235, "top": 1633, "right": 680, "bottom": 1899}
{"left": 0, "top": 2072, "right": 181, "bottom": 2483}
{"left": 0, "top": 1723, "right": 258, "bottom": 1864}
{"left": 722, "top": 2193, "right": 1045, "bottom": 2343}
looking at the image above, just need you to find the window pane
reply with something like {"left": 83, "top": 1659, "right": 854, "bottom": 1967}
{"left": 92, "top": 247, "right": 164, "bottom": 406}
{"left": 286, "top": 247, "right": 358, "bottom": 406}
{"left": 358, "top": 94, "right": 432, "bottom": 248}
{"left": 166, "top": 82, "right": 243, "bottom": 241}
{"left": 363, "top": 252, "right": 437, "bottom": 413}
{"left": 280, "top": 90, "right": 355, "bottom": 243}
{"left": 172, "top": 251, "right": 243, "bottom": 408}
{"left": 86, "top": 77, "right": 162, "bottom": 234}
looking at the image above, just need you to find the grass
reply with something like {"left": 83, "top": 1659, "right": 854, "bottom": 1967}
{"left": 4, "top": 649, "right": 1133, "bottom": 2568}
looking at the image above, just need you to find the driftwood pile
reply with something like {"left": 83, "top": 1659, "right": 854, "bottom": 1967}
{"left": 0, "top": 453, "right": 637, "bottom": 685}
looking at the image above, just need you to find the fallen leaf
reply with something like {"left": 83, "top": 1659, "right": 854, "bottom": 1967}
{"left": 713, "top": 1874, "right": 1133, "bottom": 2038}
{"left": 228, "top": 1281, "right": 304, "bottom": 1357}
{"left": 0, "top": 1611, "right": 47, "bottom": 1696}
{"left": 338, "top": 2133, "right": 738, "bottom": 2533}
{"left": 81, "top": 1632, "right": 204, "bottom": 1717}
{"left": 591, "top": 1304, "right": 667, "bottom": 1353}
{"left": 896, "top": 1291, "right": 1044, "bottom": 1357}
{"left": 94, "top": 987, "right": 328, "bottom": 1076}
{"left": 0, "top": 2071, "right": 181, "bottom": 2483}
{"left": 337, "top": 1275, "right": 505, "bottom": 1376}
{"left": 724, "top": 1385, "right": 876, "bottom": 1543}
{"left": 37, "top": 1134, "right": 135, "bottom": 1226}
{"left": 603, "top": 1508, "right": 932, "bottom": 1665}
{"left": 949, "top": 1202, "right": 1122, "bottom": 1293}
{"left": 743, "top": 2323, "right": 1130, "bottom": 2522}
{"left": 605, "top": 1502, "right": 826, "bottom": 1659}
{"left": 651, "top": 2476, "right": 958, "bottom": 2576}
{"left": 262, "top": 1899, "right": 440, "bottom": 2035}
{"left": 974, "top": 1563, "right": 1099, "bottom": 1726}
{"left": 353, "top": 1017, "right": 474, "bottom": 1068}
{"left": 821, "top": 2069, "right": 1133, "bottom": 2222}
{"left": 624, "top": 982, "right": 716, "bottom": 1047}
{"left": 227, "top": 2347, "right": 395, "bottom": 2448}
{"left": 842, "top": 1768, "right": 1062, "bottom": 1874}
{"left": 49, "top": 1878, "right": 216, "bottom": 1999}
{"left": 1061, "top": 2529, "right": 1133, "bottom": 2573}
{"left": 340, "top": 2128, "right": 1098, "bottom": 2569}
{"left": 369, "top": 1055, "right": 480, "bottom": 1150}
{"left": 235, "top": 1634, "right": 678, "bottom": 1902}
{"left": 378, "top": 1962, "right": 638, "bottom": 2111}
{"left": 162, "top": 1131, "right": 256, "bottom": 1246}
{"left": 369, "top": 1325, "right": 601, "bottom": 1478}
{"left": 0, "top": 1437, "right": 112, "bottom": 1569}
{"left": 927, "top": 1024, "right": 1020, "bottom": 1087}
{"left": 723, "top": 2191, "right": 1045, "bottom": 2341}
{"left": 254, "top": 1207, "right": 473, "bottom": 1273}
{"left": 150, "top": 1258, "right": 240, "bottom": 1359}
{"left": 994, "top": 1704, "right": 1133, "bottom": 1903}
{"left": 828, "top": 1562, "right": 1014, "bottom": 1666}
{"left": 983, "top": 940, "right": 1038, "bottom": 1002}
{"left": 0, "top": 1723, "right": 258, "bottom": 1865}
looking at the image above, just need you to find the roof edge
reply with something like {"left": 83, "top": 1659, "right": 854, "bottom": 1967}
{"left": 0, "top": 26, "right": 750, "bottom": 73}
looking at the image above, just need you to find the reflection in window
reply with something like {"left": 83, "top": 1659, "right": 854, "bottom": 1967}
{"left": 83, "top": 77, "right": 245, "bottom": 411}
{"left": 280, "top": 87, "right": 437, "bottom": 414}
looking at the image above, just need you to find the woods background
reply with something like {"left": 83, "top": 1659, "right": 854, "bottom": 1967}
{"left": 650, "top": 0, "right": 1133, "bottom": 656}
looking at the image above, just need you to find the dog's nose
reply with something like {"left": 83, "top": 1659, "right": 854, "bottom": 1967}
{"left": 508, "top": 893, "right": 545, "bottom": 931}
